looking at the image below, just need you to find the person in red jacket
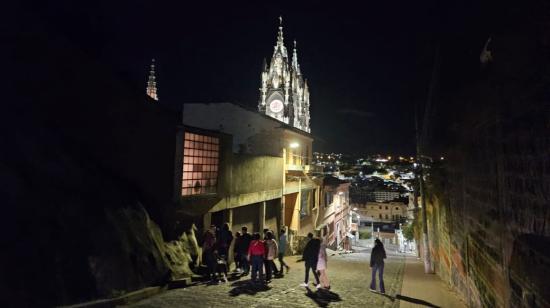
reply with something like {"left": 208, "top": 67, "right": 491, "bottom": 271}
{"left": 247, "top": 232, "right": 265, "bottom": 283}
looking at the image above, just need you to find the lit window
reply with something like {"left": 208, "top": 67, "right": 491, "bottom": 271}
{"left": 182, "top": 132, "right": 219, "bottom": 196}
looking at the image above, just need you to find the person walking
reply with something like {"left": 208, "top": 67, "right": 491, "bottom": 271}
{"left": 277, "top": 229, "right": 290, "bottom": 274}
{"left": 370, "top": 238, "right": 387, "bottom": 293}
{"left": 214, "top": 249, "right": 229, "bottom": 283}
{"left": 239, "top": 226, "right": 252, "bottom": 275}
{"left": 317, "top": 236, "right": 330, "bottom": 289}
{"left": 300, "top": 232, "right": 321, "bottom": 288}
{"left": 264, "top": 231, "right": 278, "bottom": 282}
{"left": 247, "top": 232, "right": 265, "bottom": 283}
{"left": 202, "top": 225, "right": 217, "bottom": 282}
{"left": 217, "top": 223, "right": 233, "bottom": 259}
{"left": 233, "top": 231, "right": 241, "bottom": 272}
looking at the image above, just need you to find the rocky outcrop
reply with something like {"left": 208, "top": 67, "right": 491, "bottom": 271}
{"left": 0, "top": 121, "right": 195, "bottom": 307}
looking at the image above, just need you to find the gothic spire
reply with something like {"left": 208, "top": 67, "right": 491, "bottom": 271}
{"left": 277, "top": 16, "right": 284, "bottom": 46}
{"left": 146, "top": 58, "right": 158, "bottom": 101}
{"left": 292, "top": 40, "right": 301, "bottom": 74}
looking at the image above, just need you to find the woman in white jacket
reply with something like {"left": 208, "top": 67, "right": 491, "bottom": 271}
{"left": 317, "top": 236, "right": 330, "bottom": 289}
{"left": 264, "top": 231, "right": 278, "bottom": 282}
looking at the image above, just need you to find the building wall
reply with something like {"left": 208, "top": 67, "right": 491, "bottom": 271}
{"left": 179, "top": 153, "right": 284, "bottom": 213}
{"left": 232, "top": 203, "right": 260, "bottom": 234}
{"left": 355, "top": 201, "right": 407, "bottom": 222}
{"left": 183, "top": 103, "right": 284, "bottom": 156}
{"left": 314, "top": 181, "right": 351, "bottom": 248}
{"left": 182, "top": 103, "right": 313, "bottom": 168}
{"left": 264, "top": 199, "right": 280, "bottom": 234}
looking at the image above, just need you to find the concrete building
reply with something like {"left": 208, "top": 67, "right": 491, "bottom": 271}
{"left": 350, "top": 187, "right": 401, "bottom": 204}
{"left": 372, "top": 190, "right": 401, "bottom": 202}
{"left": 177, "top": 102, "right": 319, "bottom": 253}
{"left": 354, "top": 201, "right": 408, "bottom": 223}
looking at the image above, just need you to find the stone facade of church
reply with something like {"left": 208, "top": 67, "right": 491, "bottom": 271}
{"left": 258, "top": 17, "right": 311, "bottom": 133}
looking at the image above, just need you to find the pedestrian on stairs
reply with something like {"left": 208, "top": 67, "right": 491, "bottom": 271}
{"left": 369, "top": 238, "right": 387, "bottom": 293}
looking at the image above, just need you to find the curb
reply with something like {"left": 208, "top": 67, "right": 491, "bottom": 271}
{"left": 59, "top": 277, "right": 193, "bottom": 308}
{"left": 167, "top": 277, "right": 193, "bottom": 290}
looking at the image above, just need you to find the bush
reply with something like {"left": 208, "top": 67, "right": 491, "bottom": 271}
{"left": 403, "top": 223, "right": 415, "bottom": 241}
{"left": 359, "top": 230, "right": 372, "bottom": 239}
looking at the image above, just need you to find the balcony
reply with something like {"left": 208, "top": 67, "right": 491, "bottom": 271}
{"left": 286, "top": 164, "right": 303, "bottom": 171}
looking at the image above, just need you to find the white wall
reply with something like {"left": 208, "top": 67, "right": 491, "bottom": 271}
{"left": 183, "top": 103, "right": 285, "bottom": 156}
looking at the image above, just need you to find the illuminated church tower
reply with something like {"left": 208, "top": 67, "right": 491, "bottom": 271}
{"left": 258, "top": 17, "right": 310, "bottom": 132}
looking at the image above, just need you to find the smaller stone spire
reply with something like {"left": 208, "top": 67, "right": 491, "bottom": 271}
{"left": 292, "top": 40, "right": 301, "bottom": 74}
{"left": 277, "top": 16, "right": 284, "bottom": 46}
{"left": 146, "top": 58, "right": 158, "bottom": 101}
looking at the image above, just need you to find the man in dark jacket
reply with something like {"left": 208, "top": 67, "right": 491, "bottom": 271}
{"left": 369, "top": 238, "right": 387, "bottom": 293}
{"left": 300, "top": 232, "right": 321, "bottom": 287}
{"left": 238, "top": 226, "right": 252, "bottom": 275}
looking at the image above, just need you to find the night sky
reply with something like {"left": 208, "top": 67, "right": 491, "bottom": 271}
{"left": 17, "top": 1, "right": 494, "bottom": 155}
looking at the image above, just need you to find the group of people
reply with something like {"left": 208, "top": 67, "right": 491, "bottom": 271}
{"left": 201, "top": 224, "right": 387, "bottom": 293}
{"left": 202, "top": 224, "right": 290, "bottom": 284}
{"left": 201, "top": 224, "right": 233, "bottom": 283}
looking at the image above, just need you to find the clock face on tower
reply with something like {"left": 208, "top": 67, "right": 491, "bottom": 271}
{"left": 269, "top": 99, "right": 284, "bottom": 113}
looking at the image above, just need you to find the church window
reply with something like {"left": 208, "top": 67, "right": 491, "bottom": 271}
{"left": 182, "top": 132, "right": 219, "bottom": 196}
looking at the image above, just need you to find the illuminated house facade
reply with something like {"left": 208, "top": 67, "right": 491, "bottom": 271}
{"left": 354, "top": 201, "right": 408, "bottom": 223}
{"left": 258, "top": 17, "right": 311, "bottom": 133}
{"left": 317, "top": 176, "right": 352, "bottom": 250}
{"left": 178, "top": 102, "right": 319, "bottom": 253}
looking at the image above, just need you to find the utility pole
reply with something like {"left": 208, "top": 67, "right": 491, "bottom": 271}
{"left": 415, "top": 45, "right": 440, "bottom": 274}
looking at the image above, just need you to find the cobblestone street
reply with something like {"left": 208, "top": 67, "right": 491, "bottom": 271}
{"left": 126, "top": 244, "right": 405, "bottom": 308}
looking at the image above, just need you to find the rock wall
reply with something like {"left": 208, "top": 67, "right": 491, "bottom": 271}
{"left": 0, "top": 122, "right": 195, "bottom": 307}
{"left": 419, "top": 2, "right": 550, "bottom": 306}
